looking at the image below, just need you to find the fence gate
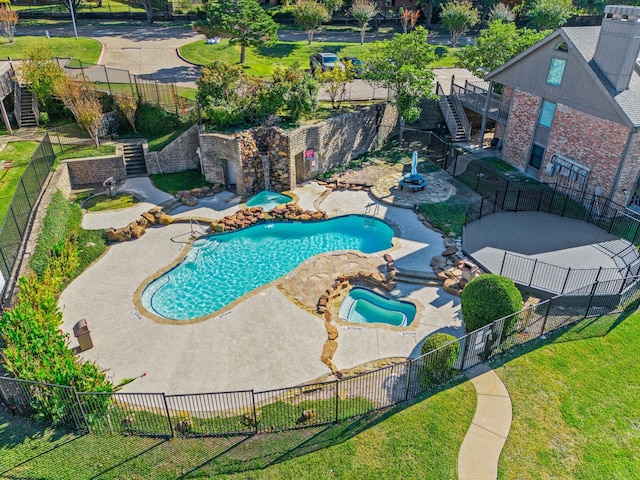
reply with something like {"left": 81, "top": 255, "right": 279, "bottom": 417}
{"left": 461, "top": 325, "right": 496, "bottom": 369}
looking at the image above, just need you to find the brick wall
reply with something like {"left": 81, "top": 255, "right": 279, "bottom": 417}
{"left": 64, "top": 151, "right": 126, "bottom": 186}
{"left": 145, "top": 124, "right": 200, "bottom": 175}
{"left": 540, "top": 103, "right": 630, "bottom": 199}
{"left": 502, "top": 90, "right": 540, "bottom": 171}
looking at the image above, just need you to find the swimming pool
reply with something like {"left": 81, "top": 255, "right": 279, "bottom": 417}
{"left": 141, "top": 215, "right": 394, "bottom": 321}
{"left": 339, "top": 287, "right": 416, "bottom": 327}
{"left": 245, "top": 190, "right": 292, "bottom": 211}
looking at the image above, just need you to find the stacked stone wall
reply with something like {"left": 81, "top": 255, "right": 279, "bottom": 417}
{"left": 502, "top": 90, "right": 540, "bottom": 170}
{"left": 55, "top": 163, "right": 72, "bottom": 198}
{"left": 541, "top": 104, "right": 630, "bottom": 199}
{"left": 199, "top": 132, "right": 242, "bottom": 190}
{"left": 64, "top": 154, "right": 126, "bottom": 186}
{"left": 145, "top": 124, "right": 200, "bottom": 175}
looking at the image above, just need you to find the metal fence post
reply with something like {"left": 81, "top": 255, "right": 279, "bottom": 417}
{"left": 161, "top": 393, "right": 174, "bottom": 438}
{"left": 584, "top": 280, "right": 600, "bottom": 319}
{"left": 539, "top": 300, "right": 552, "bottom": 335}
{"left": 73, "top": 388, "right": 91, "bottom": 433}
{"left": 404, "top": 360, "right": 412, "bottom": 402}
{"left": 334, "top": 380, "right": 340, "bottom": 423}
{"left": 500, "top": 251, "right": 507, "bottom": 274}
{"left": 251, "top": 390, "right": 259, "bottom": 433}
{"left": 529, "top": 259, "right": 538, "bottom": 287}
{"left": 561, "top": 268, "right": 572, "bottom": 294}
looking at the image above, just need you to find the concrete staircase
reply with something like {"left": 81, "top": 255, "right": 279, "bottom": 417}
{"left": 17, "top": 87, "right": 37, "bottom": 127}
{"left": 122, "top": 143, "right": 147, "bottom": 177}
{"left": 395, "top": 268, "right": 440, "bottom": 286}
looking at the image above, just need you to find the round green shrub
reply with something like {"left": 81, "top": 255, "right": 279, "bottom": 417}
{"left": 419, "top": 332, "right": 460, "bottom": 388}
{"left": 461, "top": 274, "right": 523, "bottom": 333}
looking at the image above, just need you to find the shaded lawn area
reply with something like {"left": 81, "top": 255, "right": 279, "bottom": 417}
{"left": 12, "top": 0, "right": 144, "bottom": 14}
{"left": 0, "top": 381, "right": 475, "bottom": 478}
{"left": 0, "top": 37, "right": 102, "bottom": 64}
{"left": 495, "top": 309, "right": 640, "bottom": 479}
{"left": 179, "top": 39, "right": 460, "bottom": 77}
{"left": 0, "top": 141, "right": 40, "bottom": 224}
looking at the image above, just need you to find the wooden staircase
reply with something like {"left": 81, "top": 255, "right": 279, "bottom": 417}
{"left": 16, "top": 86, "right": 38, "bottom": 127}
{"left": 122, "top": 143, "right": 147, "bottom": 176}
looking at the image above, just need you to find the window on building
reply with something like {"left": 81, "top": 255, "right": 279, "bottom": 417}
{"left": 538, "top": 101, "right": 556, "bottom": 128}
{"left": 547, "top": 58, "right": 566, "bottom": 86}
{"left": 529, "top": 144, "right": 545, "bottom": 170}
{"left": 554, "top": 42, "right": 568, "bottom": 52}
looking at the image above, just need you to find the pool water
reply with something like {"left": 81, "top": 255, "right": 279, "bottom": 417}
{"left": 245, "top": 191, "right": 292, "bottom": 211}
{"left": 339, "top": 287, "right": 416, "bottom": 327}
{"left": 141, "top": 215, "right": 393, "bottom": 320}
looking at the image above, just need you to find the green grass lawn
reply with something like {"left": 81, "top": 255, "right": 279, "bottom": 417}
{"left": 12, "top": 0, "right": 144, "bottom": 14}
{"left": 150, "top": 168, "right": 212, "bottom": 195}
{"left": 82, "top": 192, "right": 139, "bottom": 211}
{"left": 0, "top": 36, "right": 102, "bottom": 64}
{"left": 496, "top": 309, "right": 640, "bottom": 479}
{"left": 0, "top": 141, "right": 41, "bottom": 224}
{"left": 55, "top": 144, "right": 116, "bottom": 161}
{"left": 179, "top": 39, "right": 460, "bottom": 77}
{"left": 0, "top": 380, "right": 475, "bottom": 478}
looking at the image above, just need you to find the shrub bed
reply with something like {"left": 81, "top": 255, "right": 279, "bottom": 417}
{"left": 0, "top": 191, "right": 112, "bottom": 425}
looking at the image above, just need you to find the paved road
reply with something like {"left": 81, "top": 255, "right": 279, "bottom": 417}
{"left": 17, "top": 24, "right": 480, "bottom": 94}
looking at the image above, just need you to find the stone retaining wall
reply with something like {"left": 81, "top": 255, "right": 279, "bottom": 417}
{"left": 145, "top": 124, "right": 201, "bottom": 175}
{"left": 199, "top": 102, "right": 399, "bottom": 195}
{"left": 63, "top": 148, "right": 126, "bottom": 186}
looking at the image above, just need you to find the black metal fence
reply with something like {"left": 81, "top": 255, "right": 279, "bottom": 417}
{"left": 2, "top": 275, "right": 639, "bottom": 438}
{"left": 0, "top": 135, "right": 56, "bottom": 302}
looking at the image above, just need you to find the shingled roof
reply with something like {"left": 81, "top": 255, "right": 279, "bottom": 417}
{"left": 563, "top": 26, "right": 640, "bottom": 127}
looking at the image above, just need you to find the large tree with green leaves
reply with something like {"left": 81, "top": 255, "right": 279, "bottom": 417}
{"left": 457, "top": 20, "right": 549, "bottom": 79}
{"left": 526, "top": 0, "right": 573, "bottom": 31}
{"left": 363, "top": 27, "right": 436, "bottom": 144}
{"left": 440, "top": 0, "right": 479, "bottom": 47}
{"left": 292, "top": 0, "right": 330, "bottom": 45}
{"left": 195, "top": 0, "right": 278, "bottom": 63}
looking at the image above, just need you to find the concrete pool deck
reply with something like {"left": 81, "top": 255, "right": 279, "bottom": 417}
{"left": 61, "top": 180, "right": 462, "bottom": 394}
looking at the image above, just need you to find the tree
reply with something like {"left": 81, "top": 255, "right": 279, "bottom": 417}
{"left": 457, "top": 20, "right": 549, "bottom": 79}
{"left": 349, "top": 0, "right": 378, "bottom": 45}
{"left": 17, "top": 44, "right": 66, "bottom": 110}
{"left": 55, "top": 77, "right": 104, "bottom": 147}
{"left": 363, "top": 27, "right": 436, "bottom": 144}
{"left": 316, "top": 63, "right": 354, "bottom": 109}
{"left": 114, "top": 90, "right": 138, "bottom": 133}
{"left": 136, "top": 0, "right": 156, "bottom": 24}
{"left": 440, "top": 0, "right": 479, "bottom": 47}
{"left": 292, "top": 0, "right": 330, "bottom": 45}
{"left": 526, "top": 0, "right": 573, "bottom": 31}
{"left": 399, "top": 8, "right": 420, "bottom": 34}
{"left": 0, "top": 6, "right": 17, "bottom": 44}
{"left": 488, "top": 2, "right": 515, "bottom": 23}
{"left": 417, "top": 0, "right": 442, "bottom": 27}
{"left": 270, "top": 67, "right": 319, "bottom": 122}
{"left": 195, "top": 0, "right": 278, "bottom": 64}
{"left": 322, "top": 0, "right": 343, "bottom": 16}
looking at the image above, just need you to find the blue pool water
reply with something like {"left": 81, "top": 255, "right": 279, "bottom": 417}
{"left": 245, "top": 190, "right": 291, "bottom": 211}
{"left": 141, "top": 215, "right": 394, "bottom": 320}
{"left": 339, "top": 287, "right": 416, "bottom": 327}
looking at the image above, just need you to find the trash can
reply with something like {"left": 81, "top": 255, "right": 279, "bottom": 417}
{"left": 73, "top": 318, "right": 93, "bottom": 352}
{"left": 460, "top": 260, "right": 480, "bottom": 282}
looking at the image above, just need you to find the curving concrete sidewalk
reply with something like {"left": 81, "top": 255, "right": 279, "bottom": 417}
{"left": 458, "top": 364, "right": 512, "bottom": 480}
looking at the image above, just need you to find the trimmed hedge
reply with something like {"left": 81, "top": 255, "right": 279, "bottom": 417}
{"left": 461, "top": 274, "right": 523, "bottom": 334}
{"left": 419, "top": 333, "right": 461, "bottom": 388}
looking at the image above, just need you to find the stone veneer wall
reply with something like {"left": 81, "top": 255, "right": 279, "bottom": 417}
{"left": 145, "top": 124, "right": 201, "bottom": 175}
{"left": 502, "top": 90, "right": 540, "bottom": 171}
{"left": 540, "top": 103, "right": 630, "bottom": 200}
{"left": 55, "top": 162, "right": 72, "bottom": 198}
{"left": 199, "top": 103, "right": 399, "bottom": 195}
{"left": 63, "top": 150, "right": 126, "bottom": 186}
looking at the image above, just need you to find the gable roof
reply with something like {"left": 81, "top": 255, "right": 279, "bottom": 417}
{"left": 486, "top": 26, "right": 640, "bottom": 128}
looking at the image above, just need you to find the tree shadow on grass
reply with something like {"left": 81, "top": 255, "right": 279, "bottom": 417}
{"left": 257, "top": 42, "right": 298, "bottom": 58}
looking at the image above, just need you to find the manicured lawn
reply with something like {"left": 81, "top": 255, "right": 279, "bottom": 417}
{"left": 150, "top": 169, "right": 212, "bottom": 195}
{"left": 82, "top": 192, "right": 139, "bottom": 211}
{"left": 0, "top": 141, "right": 40, "bottom": 224}
{"left": 179, "top": 39, "right": 460, "bottom": 77}
{"left": 0, "top": 37, "right": 102, "bottom": 64}
{"left": 12, "top": 0, "right": 144, "bottom": 14}
{"left": 55, "top": 144, "right": 116, "bottom": 161}
{"left": 496, "top": 309, "right": 640, "bottom": 479}
{"left": 0, "top": 380, "right": 476, "bottom": 478}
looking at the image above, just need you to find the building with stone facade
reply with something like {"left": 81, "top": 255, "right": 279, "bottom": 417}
{"left": 485, "top": 5, "right": 640, "bottom": 206}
